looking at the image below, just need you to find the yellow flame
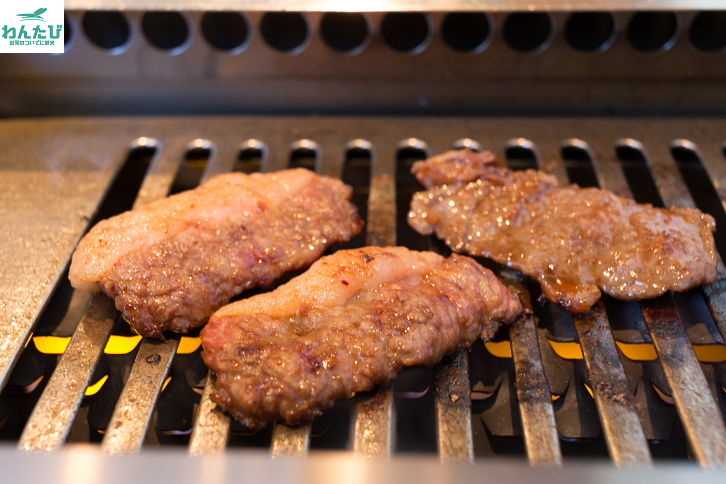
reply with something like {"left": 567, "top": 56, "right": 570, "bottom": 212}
{"left": 485, "top": 341, "right": 512, "bottom": 358}
{"left": 548, "top": 341, "right": 584, "bottom": 360}
{"left": 25, "top": 332, "right": 33, "bottom": 348}
{"left": 33, "top": 336, "right": 71, "bottom": 354}
{"left": 584, "top": 383, "right": 594, "bottom": 398}
{"left": 693, "top": 345, "right": 726, "bottom": 363}
{"left": 85, "top": 375, "right": 108, "bottom": 396}
{"left": 178, "top": 337, "right": 201, "bottom": 354}
{"left": 616, "top": 342, "right": 658, "bottom": 361}
{"left": 104, "top": 335, "right": 142, "bottom": 354}
{"left": 162, "top": 376, "right": 172, "bottom": 392}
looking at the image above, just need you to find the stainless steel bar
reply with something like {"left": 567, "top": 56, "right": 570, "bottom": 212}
{"left": 265, "top": 141, "right": 330, "bottom": 458}
{"left": 502, "top": 269, "right": 562, "bottom": 466}
{"left": 18, "top": 138, "right": 181, "bottom": 452}
{"left": 640, "top": 298, "right": 726, "bottom": 466}
{"left": 353, "top": 143, "right": 396, "bottom": 459}
{"left": 572, "top": 303, "right": 652, "bottom": 466}
{"left": 664, "top": 140, "right": 726, "bottom": 342}
{"left": 189, "top": 141, "right": 261, "bottom": 454}
{"left": 18, "top": 294, "right": 116, "bottom": 451}
{"left": 539, "top": 138, "right": 651, "bottom": 466}
{"left": 270, "top": 423, "right": 312, "bottom": 458}
{"left": 101, "top": 336, "right": 179, "bottom": 454}
{"left": 433, "top": 350, "right": 473, "bottom": 463}
{"left": 188, "top": 376, "right": 231, "bottom": 456}
{"left": 103, "top": 140, "right": 227, "bottom": 454}
{"left": 617, "top": 137, "right": 726, "bottom": 467}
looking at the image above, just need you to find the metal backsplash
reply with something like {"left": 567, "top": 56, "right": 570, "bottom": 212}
{"left": 2, "top": 9, "right": 726, "bottom": 116}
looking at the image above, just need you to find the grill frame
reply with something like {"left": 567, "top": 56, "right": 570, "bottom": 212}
{"left": 1, "top": 115, "right": 726, "bottom": 468}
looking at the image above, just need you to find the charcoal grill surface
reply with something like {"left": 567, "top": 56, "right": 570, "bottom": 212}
{"left": 2, "top": 115, "right": 726, "bottom": 476}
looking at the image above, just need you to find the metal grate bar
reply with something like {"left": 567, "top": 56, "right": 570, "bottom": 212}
{"left": 433, "top": 350, "right": 474, "bottom": 463}
{"left": 102, "top": 141, "right": 226, "bottom": 454}
{"left": 101, "top": 336, "right": 179, "bottom": 453}
{"left": 497, "top": 142, "right": 562, "bottom": 465}
{"left": 189, "top": 139, "right": 276, "bottom": 454}
{"left": 188, "top": 375, "right": 230, "bottom": 456}
{"left": 18, "top": 138, "right": 181, "bottom": 452}
{"left": 18, "top": 294, "right": 116, "bottom": 451}
{"left": 572, "top": 304, "right": 652, "bottom": 466}
{"left": 354, "top": 143, "right": 396, "bottom": 459}
{"left": 614, "top": 137, "right": 726, "bottom": 467}
{"left": 502, "top": 270, "right": 562, "bottom": 466}
{"left": 265, "top": 140, "right": 333, "bottom": 457}
{"left": 270, "top": 423, "right": 312, "bottom": 458}
{"left": 0, "top": 141, "right": 134, "bottom": 396}
{"left": 548, "top": 139, "right": 651, "bottom": 466}
{"left": 666, "top": 139, "right": 726, "bottom": 342}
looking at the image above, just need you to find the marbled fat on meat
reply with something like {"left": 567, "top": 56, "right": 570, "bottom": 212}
{"left": 408, "top": 150, "right": 718, "bottom": 313}
{"left": 201, "top": 247, "right": 522, "bottom": 428}
{"left": 69, "top": 170, "right": 363, "bottom": 337}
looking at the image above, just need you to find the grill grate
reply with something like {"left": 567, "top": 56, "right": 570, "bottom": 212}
{"left": 2, "top": 116, "right": 726, "bottom": 466}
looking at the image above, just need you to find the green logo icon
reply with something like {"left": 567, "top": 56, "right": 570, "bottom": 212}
{"left": 17, "top": 8, "right": 47, "bottom": 22}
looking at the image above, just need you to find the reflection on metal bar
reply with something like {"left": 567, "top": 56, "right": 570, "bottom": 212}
{"left": 554, "top": 139, "right": 651, "bottom": 466}
{"left": 265, "top": 139, "right": 328, "bottom": 456}
{"left": 103, "top": 139, "right": 223, "bottom": 455}
{"left": 572, "top": 303, "right": 652, "bottom": 466}
{"left": 189, "top": 140, "right": 272, "bottom": 454}
{"left": 188, "top": 375, "right": 230, "bottom": 456}
{"left": 502, "top": 269, "right": 562, "bottom": 466}
{"left": 588, "top": 137, "right": 726, "bottom": 467}
{"left": 640, "top": 298, "right": 726, "bottom": 467}
{"left": 433, "top": 350, "right": 473, "bottom": 463}
{"left": 270, "top": 423, "right": 312, "bottom": 458}
{"left": 354, "top": 144, "right": 396, "bottom": 459}
{"left": 18, "top": 295, "right": 117, "bottom": 451}
{"left": 18, "top": 138, "right": 180, "bottom": 452}
{"left": 102, "top": 337, "right": 179, "bottom": 454}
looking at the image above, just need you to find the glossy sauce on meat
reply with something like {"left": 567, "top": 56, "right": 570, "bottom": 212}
{"left": 69, "top": 170, "right": 363, "bottom": 337}
{"left": 408, "top": 150, "right": 718, "bottom": 313}
{"left": 201, "top": 247, "right": 522, "bottom": 428}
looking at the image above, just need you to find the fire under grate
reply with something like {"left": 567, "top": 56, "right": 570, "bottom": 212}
{"left": 1, "top": 116, "right": 725, "bottom": 467}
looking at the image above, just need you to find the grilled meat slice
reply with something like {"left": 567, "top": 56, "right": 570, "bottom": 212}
{"left": 69, "top": 170, "right": 363, "bottom": 337}
{"left": 201, "top": 247, "right": 522, "bottom": 428}
{"left": 409, "top": 151, "right": 718, "bottom": 313}
{"left": 411, "top": 148, "right": 497, "bottom": 189}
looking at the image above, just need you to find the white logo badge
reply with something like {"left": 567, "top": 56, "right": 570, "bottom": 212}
{"left": 0, "top": 1, "right": 64, "bottom": 53}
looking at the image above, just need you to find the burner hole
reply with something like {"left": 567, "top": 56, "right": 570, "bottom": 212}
{"left": 169, "top": 141, "right": 212, "bottom": 195}
{"left": 201, "top": 12, "right": 250, "bottom": 53}
{"left": 235, "top": 140, "right": 267, "bottom": 174}
{"left": 289, "top": 140, "right": 320, "bottom": 171}
{"left": 561, "top": 145, "right": 599, "bottom": 188}
{"left": 689, "top": 12, "right": 726, "bottom": 53}
{"left": 381, "top": 13, "right": 432, "bottom": 54}
{"left": 64, "top": 14, "right": 73, "bottom": 47}
{"left": 505, "top": 146, "right": 538, "bottom": 171}
{"left": 503, "top": 12, "right": 553, "bottom": 54}
{"left": 90, "top": 145, "right": 156, "bottom": 225}
{"left": 441, "top": 12, "right": 492, "bottom": 54}
{"left": 260, "top": 12, "right": 310, "bottom": 54}
{"left": 626, "top": 12, "right": 679, "bottom": 53}
{"left": 320, "top": 13, "right": 370, "bottom": 54}
{"left": 615, "top": 143, "right": 664, "bottom": 207}
{"left": 142, "top": 11, "right": 190, "bottom": 53}
{"left": 564, "top": 12, "right": 616, "bottom": 53}
{"left": 82, "top": 11, "right": 131, "bottom": 52}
